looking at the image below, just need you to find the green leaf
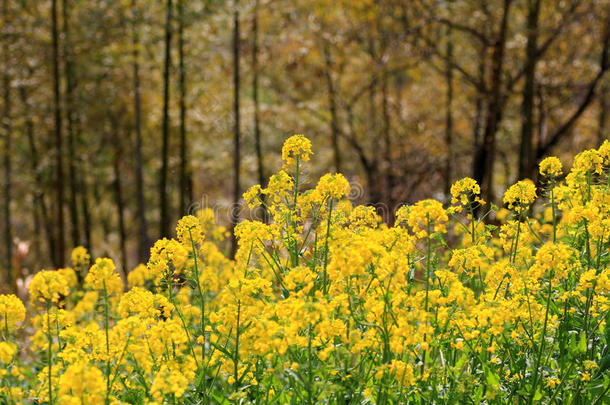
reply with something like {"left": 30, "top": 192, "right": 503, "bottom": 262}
{"left": 578, "top": 333, "right": 587, "bottom": 354}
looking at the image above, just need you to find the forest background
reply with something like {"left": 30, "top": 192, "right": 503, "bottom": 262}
{"left": 0, "top": 0, "right": 608, "bottom": 292}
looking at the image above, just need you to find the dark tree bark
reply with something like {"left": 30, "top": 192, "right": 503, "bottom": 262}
{"left": 51, "top": 0, "right": 65, "bottom": 266}
{"left": 229, "top": 3, "right": 241, "bottom": 259}
{"left": 381, "top": 68, "right": 395, "bottom": 217}
{"left": 111, "top": 120, "right": 128, "bottom": 276}
{"left": 79, "top": 170, "right": 92, "bottom": 251}
{"left": 535, "top": 15, "right": 610, "bottom": 160}
{"left": 178, "top": 0, "right": 192, "bottom": 216}
{"left": 160, "top": 0, "right": 173, "bottom": 238}
{"left": 252, "top": 0, "right": 267, "bottom": 222}
{"left": 62, "top": 0, "right": 81, "bottom": 249}
{"left": 472, "top": 0, "right": 513, "bottom": 204}
{"left": 20, "top": 86, "right": 56, "bottom": 267}
{"left": 252, "top": 0, "right": 264, "bottom": 188}
{"left": 2, "top": 0, "right": 13, "bottom": 287}
{"left": 444, "top": 27, "right": 454, "bottom": 200}
{"left": 322, "top": 40, "right": 342, "bottom": 173}
{"left": 472, "top": 45, "right": 486, "bottom": 152}
{"left": 518, "top": 0, "right": 541, "bottom": 180}
{"left": 131, "top": 0, "right": 149, "bottom": 262}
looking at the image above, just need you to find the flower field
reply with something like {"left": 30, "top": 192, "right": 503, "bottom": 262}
{"left": 1, "top": 135, "right": 610, "bottom": 404}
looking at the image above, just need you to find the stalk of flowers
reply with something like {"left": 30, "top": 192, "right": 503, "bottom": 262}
{"left": 84, "top": 258, "right": 123, "bottom": 404}
{"left": 0, "top": 294, "right": 26, "bottom": 403}
{"left": 28, "top": 270, "right": 69, "bottom": 405}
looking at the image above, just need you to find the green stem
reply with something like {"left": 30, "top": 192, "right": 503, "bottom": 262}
{"left": 234, "top": 300, "right": 241, "bottom": 392}
{"left": 188, "top": 229, "right": 207, "bottom": 379}
{"left": 529, "top": 277, "right": 553, "bottom": 404}
{"left": 322, "top": 198, "right": 333, "bottom": 295}
{"left": 103, "top": 282, "right": 111, "bottom": 405}
{"left": 46, "top": 301, "right": 53, "bottom": 405}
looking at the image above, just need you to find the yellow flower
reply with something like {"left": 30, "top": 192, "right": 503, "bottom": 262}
{"left": 147, "top": 238, "right": 188, "bottom": 286}
{"left": 243, "top": 184, "right": 263, "bottom": 209}
{"left": 85, "top": 258, "right": 123, "bottom": 295}
{"left": 118, "top": 287, "right": 156, "bottom": 318}
{"left": 0, "top": 341, "right": 16, "bottom": 363}
{"left": 70, "top": 246, "right": 90, "bottom": 270}
{"left": 539, "top": 157, "right": 563, "bottom": 177}
{"left": 308, "top": 173, "right": 350, "bottom": 205}
{"left": 127, "top": 263, "right": 151, "bottom": 288}
{"left": 281, "top": 134, "right": 312, "bottom": 166}
{"left": 545, "top": 377, "right": 560, "bottom": 388}
{"left": 57, "top": 361, "right": 105, "bottom": 404}
{"left": 503, "top": 180, "right": 537, "bottom": 214}
{"left": 176, "top": 215, "right": 206, "bottom": 245}
{"left": 450, "top": 177, "right": 485, "bottom": 208}
{"left": 58, "top": 268, "right": 78, "bottom": 289}
{"left": 396, "top": 199, "right": 448, "bottom": 238}
{"left": 29, "top": 270, "right": 69, "bottom": 304}
{"left": 0, "top": 294, "right": 26, "bottom": 330}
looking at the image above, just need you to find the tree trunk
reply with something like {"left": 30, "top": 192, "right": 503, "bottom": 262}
{"left": 20, "top": 86, "right": 56, "bottom": 267}
{"left": 79, "top": 170, "right": 92, "bottom": 251}
{"left": 178, "top": 0, "right": 192, "bottom": 216}
{"left": 252, "top": 0, "right": 267, "bottom": 222}
{"left": 131, "top": 0, "right": 149, "bottom": 262}
{"left": 159, "top": 0, "right": 173, "bottom": 238}
{"left": 229, "top": 3, "right": 241, "bottom": 259}
{"left": 2, "top": 0, "right": 13, "bottom": 287}
{"left": 322, "top": 40, "right": 341, "bottom": 173}
{"left": 472, "top": 0, "right": 512, "bottom": 204}
{"left": 111, "top": 124, "right": 128, "bottom": 276}
{"left": 62, "top": 0, "right": 81, "bottom": 249}
{"left": 51, "top": 0, "right": 65, "bottom": 267}
{"left": 381, "top": 68, "right": 395, "bottom": 219}
{"left": 252, "top": 0, "right": 264, "bottom": 185}
{"left": 599, "top": 81, "right": 608, "bottom": 146}
{"left": 518, "top": 0, "right": 541, "bottom": 180}
{"left": 444, "top": 27, "right": 454, "bottom": 200}
{"left": 472, "top": 43, "right": 486, "bottom": 152}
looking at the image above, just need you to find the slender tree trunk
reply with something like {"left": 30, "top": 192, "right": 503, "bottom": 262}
{"left": 518, "top": 0, "right": 541, "bottom": 180}
{"left": 131, "top": 0, "right": 149, "bottom": 262}
{"left": 366, "top": 37, "right": 383, "bottom": 206}
{"left": 51, "top": 0, "right": 65, "bottom": 267}
{"left": 62, "top": 0, "right": 81, "bottom": 249}
{"left": 322, "top": 40, "right": 341, "bottom": 173}
{"left": 472, "top": 43, "right": 486, "bottom": 152}
{"left": 444, "top": 28, "right": 454, "bottom": 200}
{"left": 229, "top": 3, "right": 241, "bottom": 259}
{"left": 111, "top": 124, "right": 128, "bottom": 276}
{"left": 178, "top": 0, "right": 192, "bottom": 216}
{"left": 252, "top": 0, "right": 264, "bottom": 188}
{"left": 472, "top": 0, "right": 512, "bottom": 204}
{"left": 20, "top": 86, "right": 56, "bottom": 266}
{"left": 31, "top": 195, "right": 43, "bottom": 269}
{"left": 2, "top": 0, "right": 13, "bottom": 287}
{"left": 159, "top": 0, "right": 173, "bottom": 238}
{"left": 381, "top": 69, "right": 395, "bottom": 220}
{"left": 79, "top": 170, "right": 92, "bottom": 251}
{"left": 599, "top": 81, "right": 608, "bottom": 146}
{"left": 252, "top": 0, "right": 267, "bottom": 222}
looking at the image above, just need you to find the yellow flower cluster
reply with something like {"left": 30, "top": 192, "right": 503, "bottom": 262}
{"left": 0, "top": 295, "right": 25, "bottom": 330}
{"left": 3, "top": 137, "right": 610, "bottom": 404}
{"left": 85, "top": 258, "right": 123, "bottom": 295}
{"left": 503, "top": 179, "right": 537, "bottom": 214}
{"left": 281, "top": 134, "right": 312, "bottom": 166}
{"left": 29, "top": 270, "right": 69, "bottom": 304}
{"left": 70, "top": 246, "right": 90, "bottom": 270}
{"left": 539, "top": 156, "right": 563, "bottom": 177}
